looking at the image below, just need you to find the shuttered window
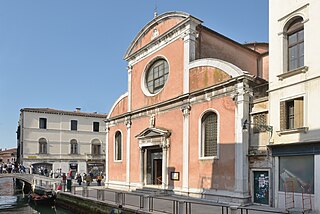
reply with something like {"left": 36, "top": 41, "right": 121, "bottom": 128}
{"left": 280, "top": 97, "right": 304, "bottom": 130}
{"left": 201, "top": 112, "right": 218, "bottom": 157}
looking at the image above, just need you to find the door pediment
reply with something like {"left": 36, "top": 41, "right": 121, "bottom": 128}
{"left": 136, "top": 127, "right": 170, "bottom": 139}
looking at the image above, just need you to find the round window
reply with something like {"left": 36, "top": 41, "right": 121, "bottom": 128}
{"left": 145, "top": 59, "right": 169, "bottom": 94}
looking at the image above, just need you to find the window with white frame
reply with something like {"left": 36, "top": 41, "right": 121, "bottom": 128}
{"left": 201, "top": 111, "right": 218, "bottom": 158}
{"left": 115, "top": 131, "right": 122, "bottom": 161}
{"left": 286, "top": 17, "right": 304, "bottom": 72}
{"left": 39, "top": 138, "right": 47, "bottom": 154}
{"left": 145, "top": 59, "right": 169, "bottom": 94}
{"left": 70, "top": 139, "right": 78, "bottom": 154}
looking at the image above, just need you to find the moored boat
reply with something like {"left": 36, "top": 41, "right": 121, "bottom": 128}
{"left": 28, "top": 186, "right": 56, "bottom": 205}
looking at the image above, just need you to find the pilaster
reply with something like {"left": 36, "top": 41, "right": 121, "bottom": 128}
{"left": 181, "top": 104, "right": 191, "bottom": 191}
{"left": 234, "top": 81, "right": 251, "bottom": 196}
{"left": 182, "top": 22, "right": 199, "bottom": 94}
{"left": 125, "top": 116, "right": 132, "bottom": 186}
{"left": 105, "top": 123, "right": 110, "bottom": 187}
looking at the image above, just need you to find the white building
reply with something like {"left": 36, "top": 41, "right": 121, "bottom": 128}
{"left": 268, "top": 0, "right": 320, "bottom": 212}
{"left": 17, "top": 108, "right": 107, "bottom": 177}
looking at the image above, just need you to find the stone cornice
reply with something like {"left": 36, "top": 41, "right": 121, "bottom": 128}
{"left": 21, "top": 108, "right": 107, "bottom": 118}
{"left": 107, "top": 74, "right": 258, "bottom": 122}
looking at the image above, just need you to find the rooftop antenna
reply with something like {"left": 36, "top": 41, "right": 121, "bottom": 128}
{"left": 154, "top": 0, "right": 158, "bottom": 18}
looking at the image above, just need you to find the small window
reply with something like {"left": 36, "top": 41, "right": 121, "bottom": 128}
{"left": 39, "top": 118, "right": 47, "bottom": 129}
{"left": 145, "top": 59, "right": 169, "bottom": 94}
{"left": 71, "top": 120, "right": 78, "bottom": 131}
{"left": 39, "top": 138, "right": 47, "bottom": 154}
{"left": 93, "top": 122, "right": 99, "bottom": 132}
{"left": 115, "top": 131, "right": 122, "bottom": 161}
{"left": 70, "top": 139, "right": 78, "bottom": 154}
{"left": 280, "top": 97, "right": 304, "bottom": 130}
{"left": 252, "top": 112, "right": 268, "bottom": 133}
{"left": 286, "top": 17, "right": 304, "bottom": 71}
{"left": 201, "top": 111, "right": 218, "bottom": 158}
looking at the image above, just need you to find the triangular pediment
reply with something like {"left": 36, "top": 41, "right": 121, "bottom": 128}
{"left": 136, "top": 127, "right": 170, "bottom": 139}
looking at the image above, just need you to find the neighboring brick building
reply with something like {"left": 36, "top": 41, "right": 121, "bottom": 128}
{"left": 17, "top": 108, "right": 107, "bottom": 177}
{"left": 105, "top": 12, "right": 269, "bottom": 204}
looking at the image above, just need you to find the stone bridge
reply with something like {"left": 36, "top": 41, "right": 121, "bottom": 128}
{"left": 0, "top": 173, "right": 61, "bottom": 189}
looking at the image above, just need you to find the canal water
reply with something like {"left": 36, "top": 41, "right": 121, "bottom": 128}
{"left": 0, "top": 177, "right": 71, "bottom": 214}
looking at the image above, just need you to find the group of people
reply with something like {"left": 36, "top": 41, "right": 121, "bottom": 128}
{"left": 0, "top": 162, "right": 26, "bottom": 173}
{"left": 74, "top": 170, "right": 104, "bottom": 186}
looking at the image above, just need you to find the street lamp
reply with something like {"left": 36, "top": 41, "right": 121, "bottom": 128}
{"left": 242, "top": 119, "right": 273, "bottom": 135}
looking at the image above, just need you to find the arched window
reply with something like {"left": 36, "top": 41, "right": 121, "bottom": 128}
{"left": 145, "top": 59, "right": 169, "bottom": 94}
{"left": 115, "top": 131, "right": 122, "bottom": 161}
{"left": 39, "top": 138, "right": 47, "bottom": 154}
{"left": 286, "top": 17, "right": 304, "bottom": 71}
{"left": 91, "top": 139, "right": 101, "bottom": 156}
{"left": 70, "top": 139, "right": 78, "bottom": 154}
{"left": 201, "top": 111, "right": 218, "bottom": 157}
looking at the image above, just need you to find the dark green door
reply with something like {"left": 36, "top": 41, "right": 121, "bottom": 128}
{"left": 253, "top": 171, "right": 269, "bottom": 205}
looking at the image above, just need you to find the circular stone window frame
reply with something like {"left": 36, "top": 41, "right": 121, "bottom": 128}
{"left": 141, "top": 55, "right": 170, "bottom": 97}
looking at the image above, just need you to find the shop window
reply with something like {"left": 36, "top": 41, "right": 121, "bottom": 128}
{"left": 279, "top": 155, "right": 314, "bottom": 194}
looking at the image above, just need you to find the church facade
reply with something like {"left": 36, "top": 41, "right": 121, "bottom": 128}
{"left": 105, "top": 12, "right": 268, "bottom": 204}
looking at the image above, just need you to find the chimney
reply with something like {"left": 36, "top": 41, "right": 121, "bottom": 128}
{"left": 76, "top": 108, "right": 81, "bottom": 112}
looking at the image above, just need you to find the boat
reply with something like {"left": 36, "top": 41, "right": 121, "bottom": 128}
{"left": 28, "top": 185, "right": 56, "bottom": 205}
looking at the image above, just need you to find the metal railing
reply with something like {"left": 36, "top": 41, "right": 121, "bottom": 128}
{"left": 69, "top": 186, "right": 287, "bottom": 214}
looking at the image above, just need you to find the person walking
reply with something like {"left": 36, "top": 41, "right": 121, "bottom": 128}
{"left": 76, "top": 173, "right": 82, "bottom": 185}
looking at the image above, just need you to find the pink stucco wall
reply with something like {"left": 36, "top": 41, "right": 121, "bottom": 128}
{"left": 109, "top": 96, "right": 128, "bottom": 118}
{"left": 189, "top": 96, "right": 236, "bottom": 190}
{"left": 197, "top": 27, "right": 259, "bottom": 77}
{"left": 108, "top": 124, "right": 127, "bottom": 182}
{"left": 130, "top": 17, "right": 185, "bottom": 55}
{"left": 131, "top": 39, "right": 184, "bottom": 111}
{"left": 189, "top": 66, "right": 231, "bottom": 92}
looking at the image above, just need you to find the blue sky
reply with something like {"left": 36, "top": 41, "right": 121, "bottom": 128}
{"left": 0, "top": 0, "right": 268, "bottom": 149}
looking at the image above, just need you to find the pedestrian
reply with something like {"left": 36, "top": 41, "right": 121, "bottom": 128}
{"left": 85, "top": 173, "right": 91, "bottom": 186}
{"left": 76, "top": 173, "right": 82, "bottom": 186}
{"left": 96, "top": 173, "right": 102, "bottom": 186}
{"left": 109, "top": 205, "right": 124, "bottom": 214}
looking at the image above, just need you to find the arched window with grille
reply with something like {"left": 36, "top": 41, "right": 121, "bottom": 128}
{"left": 70, "top": 139, "right": 78, "bottom": 154}
{"left": 115, "top": 131, "right": 122, "bottom": 161}
{"left": 200, "top": 111, "right": 218, "bottom": 158}
{"left": 39, "top": 138, "right": 47, "bottom": 154}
